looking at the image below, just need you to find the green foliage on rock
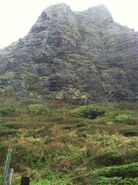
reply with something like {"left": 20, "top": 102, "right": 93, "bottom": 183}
{"left": 0, "top": 86, "right": 15, "bottom": 96}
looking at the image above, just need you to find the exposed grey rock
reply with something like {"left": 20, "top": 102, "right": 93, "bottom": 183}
{"left": 0, "top": 4, "right": 138, "bottom": 101}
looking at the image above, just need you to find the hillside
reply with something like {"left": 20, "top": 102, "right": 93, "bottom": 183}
{"left": 0, "top": 4, "right": 138, "bottom": 101}
{"left": 0, "top": 94, "right": 138, "bottom": 184}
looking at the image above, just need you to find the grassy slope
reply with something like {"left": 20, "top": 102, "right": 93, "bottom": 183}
{"left": 0, "top": 95, "right": 138, "bottom": 184}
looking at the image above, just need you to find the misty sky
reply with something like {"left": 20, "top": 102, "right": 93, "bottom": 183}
{"left": 0, "top": 0, "right": 138, "bottom": 49}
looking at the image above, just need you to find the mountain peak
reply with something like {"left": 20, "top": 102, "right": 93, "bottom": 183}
{"left": 46, "top": 3, "right": 71, "bottom": 10}
{"left": 87, "top": 4, "right": 110, "bottom": 11}
{"left": 85, "top": 4, "right": 113, "bottom": 25}
{"left": 43, "top": 3, "right": 72, "bottom": 16}
{"left": 0, "top": 4, "right": 138, "bottom": 101}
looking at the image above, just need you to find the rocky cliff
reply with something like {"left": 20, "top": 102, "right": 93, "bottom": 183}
{"left": 0, "top": 4, "right": 138, "bottom": 101}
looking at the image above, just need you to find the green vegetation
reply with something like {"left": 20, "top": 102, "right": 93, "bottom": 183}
{"left": 89, "top": 177, "right": 138, "bottom": 185}
{"left": 71, "top": 105, "right": 105, "bottom": 119}
{"left": 0, "top": 106, "right": 17, "bottom": 116}
{"left": 93, "top": 151, "right": 124, "bottom": 166}
{"left": 93, "top": 163, "right": 138, "bottom": 178}
{"left": 0, "top": 86, "right": 15, "bottom": 96}
{"left": 27, "top": 104, "right": 50, "bottom": 117}
{"left": 0, "top": 94, "right": 137, "bottom": 185}
{"left": 115, "top": 113, "right": 137, "bottom": 125}
{"left": 121, "top": 128, "right": 138, "bottom": 137}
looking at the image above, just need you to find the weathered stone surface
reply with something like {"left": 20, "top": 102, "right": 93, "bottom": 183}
{"left": 0, "top": 4, "right": 138, "bottom": 101}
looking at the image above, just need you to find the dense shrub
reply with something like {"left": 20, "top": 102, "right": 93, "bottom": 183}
{"left": 0, "top": 106, "right": 17, "bottom": 116}
{"left": 115, "top": 114, "right": 133, "bottom": 123}
{"left": 0, "top": 129, "right": 17, "bottom": 137}
{"left": 121, "top": 128, "right": 138, "bottom": 137}
{"left": 27, "top": 104, "right": 50, "bottom": 117}
{"left": 11, "top": 143, "right": 47, "bottom": 171}
{"left": 71, "top": 105, "right": 105, "bottom": 119}
{"left": 89, "top": 177, "right": 138, "bottom": 185}
{"left": 123, "top": 149, "right": 138, "bottom": 163}
{"left": 93, "top": 163, "right": 138, "bottom": 178}
{"left": 94, "top": 151, "right": 124, "bottom": 166}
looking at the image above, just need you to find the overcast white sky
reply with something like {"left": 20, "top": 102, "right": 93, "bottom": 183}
{"left": 0, "top": 0, "right": 138, "bottom": 49}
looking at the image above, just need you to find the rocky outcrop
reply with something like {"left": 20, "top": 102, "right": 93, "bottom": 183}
{"left": 0, "top": 4, "right": 138, "bottom": 101}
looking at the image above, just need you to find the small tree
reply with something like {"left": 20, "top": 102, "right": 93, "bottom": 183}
{"left": 29, "top": 91, "right": 42, "bottom": 100}
{"left": 56, "top": 89, "right": 88, "bottom": 105}
{"left": 56, "top": 90, "right": 70, "bottom": 122}
{"left": 56, "top": 90, "right": 69, "bottom": 104}
{"left": 72, "top": 90, "right": 88, "bottom": 105}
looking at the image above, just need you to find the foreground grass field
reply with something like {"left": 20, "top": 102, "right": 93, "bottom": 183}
{"left": 0, "top": 94, "right": 138, "bottom": 184}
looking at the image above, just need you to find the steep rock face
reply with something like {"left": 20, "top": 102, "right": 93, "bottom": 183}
{"left": 0, "top": 4, "right": 138, "bottom": 101}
